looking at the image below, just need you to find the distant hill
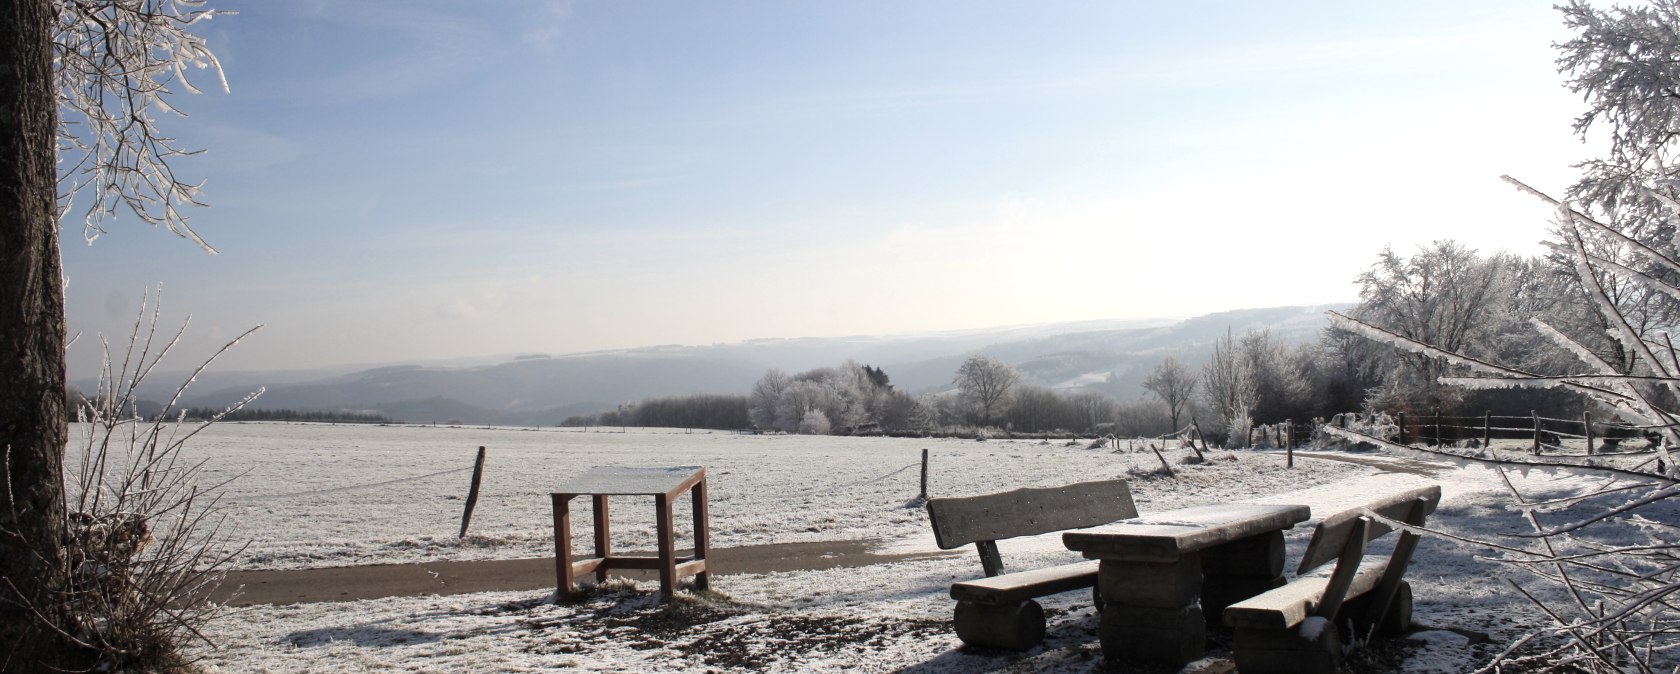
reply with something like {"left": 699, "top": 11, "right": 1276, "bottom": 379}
{"left": 132, "top": 304, "right": 1346, "bottom": 425}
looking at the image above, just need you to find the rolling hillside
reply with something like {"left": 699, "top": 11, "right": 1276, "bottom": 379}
{"left": 148, "top": 304, "right": 1346, "bottom": 425}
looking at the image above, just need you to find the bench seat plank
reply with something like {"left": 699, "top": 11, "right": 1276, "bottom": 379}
{"left": 951, "top": 560, "right": 1101, "bottom": 605}
{"left": 1223, "top": 555, "right": 1390, "bottom": 631}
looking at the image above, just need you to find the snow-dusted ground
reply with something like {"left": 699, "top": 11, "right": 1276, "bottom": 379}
{"left": 173, "top": 423, "right": 1672, "bottom": 672}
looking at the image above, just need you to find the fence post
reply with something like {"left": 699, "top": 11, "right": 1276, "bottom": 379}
{"left": 1285, "top": 419, "right": 1294, "bottom": 468}
{"left": 1584, "top": 411, "right": 1594, "bottom": 456}
{"left": 1532, "top": 411, "right": 1541, "bottom": 455}
{"left": 1483, "top": 411, "right": 1491, "bottom": 450}
{"left": 1246, "top": 426, "right": 1254, "bottom": 448}
{"left": 1434, "top": 408, "right": 1442, "bottom": 447}
{"left": 920, "top": 448, "right": 930, "bottom": 502}
{"left": 459, "top": 446, "right": 487, "bottom": 539}
{"left": 1397, "top": 412, "right": 1407, "bottom": 445}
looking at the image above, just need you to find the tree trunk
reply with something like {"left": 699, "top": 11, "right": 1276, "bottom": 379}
{"left": 0, "top": 0, "right": 71, "bottom": 668}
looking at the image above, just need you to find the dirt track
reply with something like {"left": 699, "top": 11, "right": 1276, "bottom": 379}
{"left": 216, "top": 539, "right": 957, "bottom": 606}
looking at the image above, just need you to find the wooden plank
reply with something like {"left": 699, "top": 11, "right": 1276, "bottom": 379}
{"left": 1065, "top": 504, "right": 1310, "bottom": 562}
{"left": 570, "top": 557, "right": 605, "bottom": 576}
{"left": 554, "top": 466, "right": 704, "bottom": 497}
{"left": 598, "top": 556, "right": 666, "bottom": 570}
{"left": 1223, "top": 556, "right": 1390, "bottom": 630}
{"left": 592, "top": 495, "right": 611, "bottom": 583}
{"left": 1298, "top": 485, "right": 1440, "bottom": 573}
{"left": 1312, "top": 516, "right": 1369, "bottom": 620}
{"left": 691, "top": 476, "right": 710, "bottom": 591}
{"left": 655, "top": 493, "right": 675, "bottom": 596}
{"left": 675, "top": 558, "right": 707, "bottom": 578}
{"left": 950, "top": 560, "right": 1100, "bottom": 605}
{"left": 926, "top": 479, "right": 1138, "bottom": 550}
{"left": 976, "top": 540, "right": 1005, "bottom": 577}
{"left": 552, "top": 494, "right": 575, "bottom": 599}
{"left": 663, "top": 466, "right": 706, "bottom": 500}
{"left": 1361, "top": 497, "right": 1430, "bottom": 631}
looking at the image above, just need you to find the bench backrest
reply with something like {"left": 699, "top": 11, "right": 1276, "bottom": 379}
{"left": 927, "top": 479, "right": 1137, "bottom": 578}
{"left": 1297, "top": 485, "right": 1441, "bottom": 574}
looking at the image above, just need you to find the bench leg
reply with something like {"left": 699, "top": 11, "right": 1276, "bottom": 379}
{"left": 1341, "top": 581, "right": 1413, "bottom": 639}
{"left": 1232, "top": 620, "right": 1343, "bottom": 674}
{"left": 954, "top": 600, "right": 1045, "bottom": 651}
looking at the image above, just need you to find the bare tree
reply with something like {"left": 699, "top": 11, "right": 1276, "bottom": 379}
{"left": 747, "top": 368, "right": 791, "bottom": 431}
{"left": 1354, "top": 242, "right": 1509, "bottom": 410}
{"left": 1142, "top": 357, "right": 1196, "bottom": 432}
{"left": 1201, "top": 328, "right": 1257, "bottom": 444}
{"left": 953, "top": 355, "right": 1020, "bottom": 426}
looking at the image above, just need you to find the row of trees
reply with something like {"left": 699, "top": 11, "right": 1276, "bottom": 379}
{"left": 1128, "top": 241, "right": 1612, "bottom": 446}
{"left": 561, "top": 394, "right": 750, "bottom": 430}
{"left": 176, "top": 408, "right": 394, "bottom": 424}
{"left": 747, "top": 362, "right": 920, "bottom": 434}
{"left": 735, "top": 355, "right": 1178, "bottom": 438}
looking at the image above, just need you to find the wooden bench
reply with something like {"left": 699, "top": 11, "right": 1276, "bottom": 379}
{"left": 926, "top": 479, "right": 1138, "bottom": 650}
{"left": 1223, "top": 485, "right": 1442, "bottom": 674}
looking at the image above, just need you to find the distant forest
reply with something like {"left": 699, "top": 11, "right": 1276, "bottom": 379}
{"left": 63, "top": 392, "right": 396, "bottom": 425}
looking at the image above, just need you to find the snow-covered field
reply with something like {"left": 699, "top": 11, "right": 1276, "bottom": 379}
{"left": 168, "top": 423, "right": 1672, "bottom": 672}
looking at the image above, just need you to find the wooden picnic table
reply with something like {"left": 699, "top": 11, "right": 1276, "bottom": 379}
{"left": 551, "top": 466, "right": 710, "bottom": 602}
{"left": 1063, "top": 502, "right": 1310, "bottom": 665}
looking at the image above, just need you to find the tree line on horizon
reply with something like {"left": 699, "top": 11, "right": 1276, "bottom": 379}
{"left": 562, "top": 238, "right": 1618, "bottom": 443}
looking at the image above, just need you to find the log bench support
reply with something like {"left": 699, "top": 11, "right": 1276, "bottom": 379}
{"left": 1097, "top": 554, "right": 1205, "bottom": 664}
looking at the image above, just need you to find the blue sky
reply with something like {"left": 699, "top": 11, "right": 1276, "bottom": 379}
{"left": 61, "top": 0, "right": 1591, "bottom": 377}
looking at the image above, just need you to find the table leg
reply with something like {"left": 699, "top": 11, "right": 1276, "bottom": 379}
{"left": 691, "top": 478, "right": 710, "bottom": 591}
{"left": 1200, "top": 531, "right": 1288, "bottom": 622}
{"left": 655, "top": 493, "right": 676, "bottom": 598}
{"left": 1097, "top": 555, "right": 1205, "bottom": 665}
{"left": 552, "top": 494, "right": 577, "bottom": 602}
{"left": 592, "top": 495, "right": 611, "bottom": 583}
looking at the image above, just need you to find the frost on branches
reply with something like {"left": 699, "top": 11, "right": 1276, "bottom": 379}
{"left": 1332, "top": 177, "right": 1680, "bottom": 672}
{"left": 54, "top": 0, "right": 231, "bottom": 250}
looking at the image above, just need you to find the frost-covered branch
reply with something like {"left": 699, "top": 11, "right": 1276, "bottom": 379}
{"left": 54, "top": 0, "right": 232, "bottom": 250}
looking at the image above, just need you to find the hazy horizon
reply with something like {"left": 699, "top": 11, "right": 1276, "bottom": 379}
{"left": 61, "top": 1, "right": 1586, "bottom": 379}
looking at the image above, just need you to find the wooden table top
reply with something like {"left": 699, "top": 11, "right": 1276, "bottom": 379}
{"left": 1063, "top": 503, "right": 1310, "bottom": 563}
{"left": 552, "top": 466, "right": 705, "bottom": 497}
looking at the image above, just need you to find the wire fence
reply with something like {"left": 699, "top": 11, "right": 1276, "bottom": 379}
{"left": 222, "top": 466, "right": 473, "bottom": 503}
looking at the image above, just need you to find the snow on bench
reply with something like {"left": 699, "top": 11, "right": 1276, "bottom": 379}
{"left": 926, "top": 479, "right": 1138, "bottom": 650}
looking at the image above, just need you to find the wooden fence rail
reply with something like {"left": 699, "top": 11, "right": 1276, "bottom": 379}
{"left": 1335, "top": 410, "right": 1660, "bottom": 456}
